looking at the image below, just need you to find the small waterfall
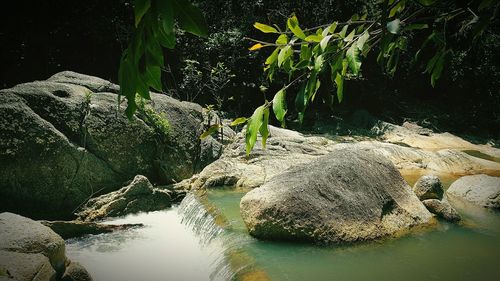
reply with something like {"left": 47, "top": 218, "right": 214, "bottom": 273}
{"left": 178, "top": 192, "right": 257, "bottom": 281}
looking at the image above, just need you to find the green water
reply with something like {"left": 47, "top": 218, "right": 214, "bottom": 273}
{"left": 207, "top": 189, "right": 500, "bottom": 281}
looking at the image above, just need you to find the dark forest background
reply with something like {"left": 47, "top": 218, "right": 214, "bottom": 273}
{"left": 1, "top": 0, "right": 498, "bottom": 142}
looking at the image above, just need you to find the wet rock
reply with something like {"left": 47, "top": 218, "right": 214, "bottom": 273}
{"left": 422, "top": 199, "right": 461, "bottom": 222}
{"left": 447, "top": 174, "right": 500, "bottom": 209}
{"left": 61, "top": 261, "right": 92, "bottom": 281}
{"left": 40, "top": 220, "right": 143, "bottom": 239}
{"left": 0, "top": 71, "right": 214, "bottom": 218}
{"left": 240, "top": 148, "right": 432, "bottom": 244}
{"left": 76, "top": 175, "right": 172, "bottom": 221}
{"left": 413, "top": 175, "right": 444, "bottom": 200}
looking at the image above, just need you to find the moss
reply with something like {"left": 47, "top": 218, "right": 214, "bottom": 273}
{"left": 135, "top": 96, "right": 170, "bottom": 137}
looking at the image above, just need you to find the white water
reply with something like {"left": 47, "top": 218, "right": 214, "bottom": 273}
{"left": 66, "top": 199, "right": 233, "bottom": 281}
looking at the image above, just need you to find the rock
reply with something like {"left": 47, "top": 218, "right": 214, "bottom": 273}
{"left": 0, "top": 251, "right": 56, "bottom": 281}
{"left": 0, "top": 71, "right": 215, "bottom": 218}
{"left": 0, "top": 212, "right": 94, "bottom": 281}
{"left": 0, "top": 212, "right": 66, "bottom": 274}
{"left": 447, "top": 174, "right": 500, "bottom": 209}
{"left": 240, "top": 148, "right": 432, "bottom": 244}
{"left": 334, "top": 141, "right": 500, "bottom": 175}
{"left": 187, "top": 125, "right": 338, "bottom": 190}
{"left": 413, "top": 175, "right": 444, "bottom": 200}
{"left": 422, "top": 199, "right": 461, "bottom": 222}
{"left": 76, "top": 175, "right": 172, "bottom": 221}
{"left": 40, "top": 220, "right": 143, "bottom": 239}
{"left": 61, "top": 261, "right": 92, "bottom": 281}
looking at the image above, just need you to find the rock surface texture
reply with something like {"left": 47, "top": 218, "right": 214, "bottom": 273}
{"left": 447, "top": 174, "right": 500, "bottom": 209}
{"left": 240, "top": 148, "right": 432, "bottom": 244}
{"left": 0, "top": 71, "right": 215, "bottom": 218}
{"left": 0, "top": 212, "right": 92, "bottom": 281}
{"left": 180, "top": 123, "right": 499, "bottom": 191}
{"left": 413, "top": 175, "right": 444, "bottom": 200}
{"left": 422, "top": 199, "right": 461, "bottom": 222}
{"left": 76, "top": 175, "right": 173, "bottom": 221}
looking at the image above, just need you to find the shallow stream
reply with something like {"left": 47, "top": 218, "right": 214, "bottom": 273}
{"left": 66, "top": 177, "right": 500, "bottom": 281}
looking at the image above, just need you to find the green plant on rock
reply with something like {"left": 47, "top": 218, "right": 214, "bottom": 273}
{"left": 136, "top": 96, "right": 171, "bottom": 137}
{"left": 238, "top": 0, "right": 498, "bottom": 155}
{"left": 118, "top": 0, "right": 207, "bottom": 118}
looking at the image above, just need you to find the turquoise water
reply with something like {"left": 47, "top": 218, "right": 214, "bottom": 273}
{"left": 207, "top": 188, "right": 500, "bottom": 281}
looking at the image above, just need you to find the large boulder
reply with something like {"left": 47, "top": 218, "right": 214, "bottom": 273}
{"left": 0, "top": 71, "right": 210, "bottom": 218}
{"left": 0, "top": 212, "right": 93, "bottom": 281}
{"left": 447, "top": 174, "right": 500, "bottom": 209}
{"left": 240, "top": 148, "right": 432, "bottom": 244}
{"left": 76, "top": 175, "right": 173, "bottom": 221}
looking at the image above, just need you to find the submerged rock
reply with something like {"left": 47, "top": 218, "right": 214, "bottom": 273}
{"left": 422, "top": 199, "right": 461, "bottom": 222}
{"left": 76, "top": 175, "right": 173, "bottom": 221}
{"left": 447, "top": 174, "right": 500, "bottom": 209}
{"left": 0, "top": 71, "right": 215, "bottom": 218}
{"left": 413, "top": 175, "right": 444, "bottom": 200}
{"left": 240, "top": 148, "right": 432, "bottom": 244}
{"left": 40, "top": 220, "right": 143, "bottom": 239}
{"left": 0, "top": 212, "right": 93, "bottom": 281}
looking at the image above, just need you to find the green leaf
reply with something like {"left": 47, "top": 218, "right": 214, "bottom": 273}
{"left": 295, "top": 84, "right": 307, "bottom": 123}
{"left": 276, "top": 34, "right": 288, "bottom": 45}
{"left": 142, "top": 65, "right": 162, "bottom": 92}
{"left": 254, "top": 22, "right": 279, "bottom": 33}
{"left": 265, "top": 48, "right": 280, "bottom": 65}
{"left": 300, "top": 44, "right": 312, "bottom": 61}
{"left": 386, "top": 19, "right": 401, "bottom": 34}
{"left": 431, "top": 52, "right": 446, "bottom": 87}
{"left": 416, "top": 0, "right": 435, "bottom": 6}
{"left": 173, "top": 0, "right": 208, "bottom": 37}
{"left": 230, "top": 117, "right": 247, "bottom": 126}
{"left": 294, "top": 59, "right": 309, "bottom": 69}
{"left": 118, "top": 50, "right": 138, "bottom": 119}
{"left": 322, "top": 22, "right": 338, "bottom": 37}
{"left": 305, "top": 34, "right": 323, "bottom": 42}
{"left": 356, "top": 32, "right": 370, "bottom": 51}
{"left": 314, "top": 55, "right": 324, "bottom": 72}
{"left": 272, "top": 89, "right": 287, "bottom": 126}
{"left": 334, "top": 72, "right": 344, "bottom": 103}
{"left": 259, "top": 108, "right": 270, "bottom": 148}
{"left": 344, "top": 30, "right": 355, "bottom": 42}
{"left": 320, "top": 35, "right": 333, "bottom": 51}
{"left": 157, "top": 0, "right": 174, "bottom": 34}
{"left": 200, "top": 124, "right": 221, "bottom": 140}
{"left": 287, "top": 15, "right": 306, "bottom": 39}
{"left": 339, "top": 25, "right": 348, "bottom": 38}
{"left": 346, "top": 42, "right": 361, "bottom": 75}
{"left": 389, "top": 0, "right": 406, "bottom": 18}
{"left": 134, "top": 0, "right": 151, "bottom": 27}
{"left": 245, "top": 105, "right": 265, "bottom": 155}
{"left": 278, "top": 46, "right": 293, "bottom": 67}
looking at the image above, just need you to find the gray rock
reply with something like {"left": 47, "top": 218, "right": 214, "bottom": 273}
{"left": 447, "top": 174, "right": 500, "bottom": 209}
{"left": 0, "top": 251, "right": 56, "bottom": 281}
{"left": 0, "top": 212, "right": 66, "bottom": 274}
{"left": 240, "top": 148, "right": 432, "bottom": 244}
{"left": 413, "top": 175, "right": 444, "bottom": 200}
{"left": 422, "top": 199, "right": 461, "bottom": 222}
{"left": 61, "top": 261, "right": 92, "bottom": 281}
{"left": 76, "top": 175, "right": 172, "bottom": 221}
{"left": 40, "top": 220, "right": 143, "bottom": 239}
{"left": 0, "top": 72, "right": 214, "bottom": 218}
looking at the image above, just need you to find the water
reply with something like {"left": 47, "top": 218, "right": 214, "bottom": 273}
{"left": 65, "top": 206, "right": 228, "bottom": 281}
{"left": 66, "top": 181, "right": 500, "bottom": 281}
{"left": 206, "top": 188, "right": 500, "bottom": 281}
